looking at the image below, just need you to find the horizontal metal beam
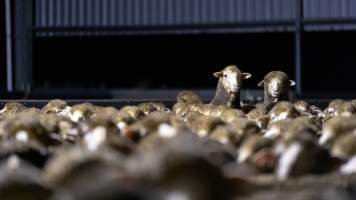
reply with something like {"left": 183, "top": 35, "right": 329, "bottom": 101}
{"left": 33, "top": 20, "right": 295, "bottom": 33}
{"left": 32, "top": 18, "right": 356, "bottom": 35}
{"left": 302, "top": 18, "right": 356, "bottom": 25}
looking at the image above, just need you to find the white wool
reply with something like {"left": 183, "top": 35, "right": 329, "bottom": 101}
{"left": 341, "top": 111, "right": 352, "bottom": 117}
{"left": 67, "top": 128, "right": 79, "bottom": 136}
{"left": 16, "top": 131, "right": 29, "bottom": 142}
{"left": 277, "top": 143, "right": 302, "bottom": 180}
{"left": 274, "top": 142, "right": 286, "bottom": 155}
{"left": 139, "top": 127, "right": 148, "bottom": 137}
{"left": 52, "top": 107, "right": 60, "bottom": 113}
{"left": 6, "top": 155, "right": 20, "bottom": 170}
{"left": 116, "top": 122, "right": 126, "bottom": 131}
{"left": 84, "top": 126, "right": 107, "bottom": 151}
{"left": 218, "top": 137, "right": 229, "bottom": 144}
{"left": 256, "top": 120, "right": 263, "bottom": 128}
{"left": 164, "top": 191, "right": 189, "bottom": 200}
{"left": 58, "top": 106, "right": 71, "bottom": 117}
{"left": 264, "top": 126, "right": 280, "bottom": 139}
{"left": 295, "top": 104, "right": 306, "bottom": 112}
{"left": 69, "top": 110, "right": 83, "bottom": 122}
{"left": 326, "top": 107, "right": 335, "bottom": 116}
{"left": 319, "top": 128, "right": 333, "bottom": 145}
{"left": 332, "top": 145, "right": 346, "bottom": 159}
{"left": 158, "top": 123, "right": 177, "bottom": 138}
{"left": 0, "top": 107, "right": 7, "bottom": 114}
{"left": 49, "top": 132, "right": 62, "bottom": 140}
{"left": 316, "top": 111, "right": 325, "bottom": 118}
{"left": 340, "top": 155, "right": 356, "bottom": 174}
{"left": 271, "top": 112, "right": 288, "bottom": 123}
{"left": 237, "top": 148, "right": 252, "bottom": 163}
{"left": 197, "top": 129, "right": 208, "bottom": 137}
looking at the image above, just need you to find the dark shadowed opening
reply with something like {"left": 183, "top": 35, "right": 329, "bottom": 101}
{"left": 33, "top": 33, "right": 294, "bottom": 90}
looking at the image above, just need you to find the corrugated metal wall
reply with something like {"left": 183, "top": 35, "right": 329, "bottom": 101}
{"left": 303, "top": 0, "right": 356, "bottom": 19}
{"left": 303, "top": 0, "right": 356, "bottom": 31}
{"left": 34, "top": 0, "right": 356, "bottom": 36}
{"left": 35, "top": 0, "right": 296, "bottom": 28}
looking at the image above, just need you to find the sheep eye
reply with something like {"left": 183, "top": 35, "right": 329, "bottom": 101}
{"left": 224, "top": 74, "right": 227, "bottom": 78}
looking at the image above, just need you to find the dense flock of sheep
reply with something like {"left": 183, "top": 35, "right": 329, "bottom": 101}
{"left": 1, "top": 65, "right": 356, "bottom": 199}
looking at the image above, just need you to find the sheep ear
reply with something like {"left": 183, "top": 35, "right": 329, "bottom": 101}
{"left": 258, "top": 80, "right": 265, "bottom": 87}
{"left": 213, "top": 71, "right": 223, "bottom": 78}
{"left": 241, "top": 73, "right": 252, "bottom": 79}
{"left": 289, "top": 80, "right": 296, "bottom": 86}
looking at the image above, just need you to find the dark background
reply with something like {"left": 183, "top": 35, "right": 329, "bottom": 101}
{"left": 302, "top": 31, "right": 356, "bottom": 96}
{"left": 33, "top": 33, "right": 294, "bottom": 90}
{"left": 0, "top": 2, "right": 6, "bottom": 91}
{"left": 32, "top": 31, "right": 356, "bottom": 96}
{"left": 2, "top": 0, "right": 356, "bottom": 100}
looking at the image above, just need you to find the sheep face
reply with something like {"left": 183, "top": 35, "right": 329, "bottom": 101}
{"left": 213, "top": 65, "right": 251, "bottom": 94}
{"left": 258, "top": 71, "right": 295, "bottom": 102}
{"left": 270, "top": 78, "right": 290, "bottom": 98}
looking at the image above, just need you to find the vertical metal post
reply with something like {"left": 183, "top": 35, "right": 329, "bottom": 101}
{"left": 13, "top": 0, "right": 33, "bottom": 92}
{"left": 295, "top": 0, "right": 303, "bottom": 96}
{"left": 5, "top": 0, "right": 13, "bottom": 92}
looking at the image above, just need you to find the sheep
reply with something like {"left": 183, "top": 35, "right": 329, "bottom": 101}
{"left": 275, "top": 137, "right": 339, "bottom": 180}
{"left": 2, "top": 83, "right": 356, "bottom": 198}
{"left": 113, "top": 105, "right": 146, "bottom": 132}
{"left": 219, "top": 108, "right": 245, "bottom": 123}
{"left": 176, "top": 90, "right": 203, "bottom": 105}
{"left": 237, "top": 134, "right": 274, "bottom": 164}
{"left": 319, "top": 115, "right": 356, "bottom": 147}
{"left": 268, "top": 101, "right": 299, "bottom": 123}
{"left": 258, "top": 71, "right": 295, "bottom": 110}
{"left": 172, "top": 65, "right": 251, "bottom": 121}
{"left": 137, "top": 102, "right": 170, "bottom": 115}
{"left": 189, "top": 115, "right": 225, "bottom": 137}
{"left": 0, "top": 155, "right": 53, "bottom": 200}
{"left": 246, "top": 105, "right": 269, "bottom": 129}
{"left": 0, "top": 139, "right": 50, "bottom": 169}
{"left": 0, "top": 102, "right": 27, "bottom": 120}
{"left": 122, "top": 111, "right": 186, "bottom": 143}
{"left": 210, "top": 65, "right": 251, "bottom": 109}
{"left": 324, "top": 99, "right": 355, "bottom": 119}
{"left": 263, "top": 119, "right": 292, "bottom": 139}
{"left": 42, "top": 146, "right": 126, "bottom": 195}
{"left": 66, "top": 103, "right": 96, "bottom": 123}
{"left": 293, "top": 100, "right": 317, "bottom": 118}
{"left": 80, "top": 117, "right": 135, "bottom": 155}
{"left": 41, "top": 99, "right": 69, "bottom": 115}
{"left": 280, "top": 116, "right": 321, "bottom": 145}
{"left": 209, "top": 125, "right": 244, "bottom": 147}
{"left": 331, "top": 133, "right": 356, "bottom": 160}
{"left": 209, "top": 117, "right": 261, "bottom": 148}
{"left": 1, "top": 112, "right": 61, "bottom": 147}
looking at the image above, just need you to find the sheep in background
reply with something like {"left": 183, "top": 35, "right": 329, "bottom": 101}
{"left": 210, "top": 65, "right": 251, "bottom": 109}
{"left": 258, "top": 71, "right": 295, "bottom": 110}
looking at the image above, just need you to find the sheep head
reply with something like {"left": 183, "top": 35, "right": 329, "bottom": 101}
{"left": 213, "top": 65, "right": 251, "bottom": 94}
{"left": 258, "top": 71, "right": 295, "bottom": 101}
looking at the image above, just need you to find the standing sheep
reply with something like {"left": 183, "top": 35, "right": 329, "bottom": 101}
{"left": 258, "top": 71, "right": 295, "bottom": 110}
{"left": 210, "top": 65, "right": 251, "bottom": 109}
